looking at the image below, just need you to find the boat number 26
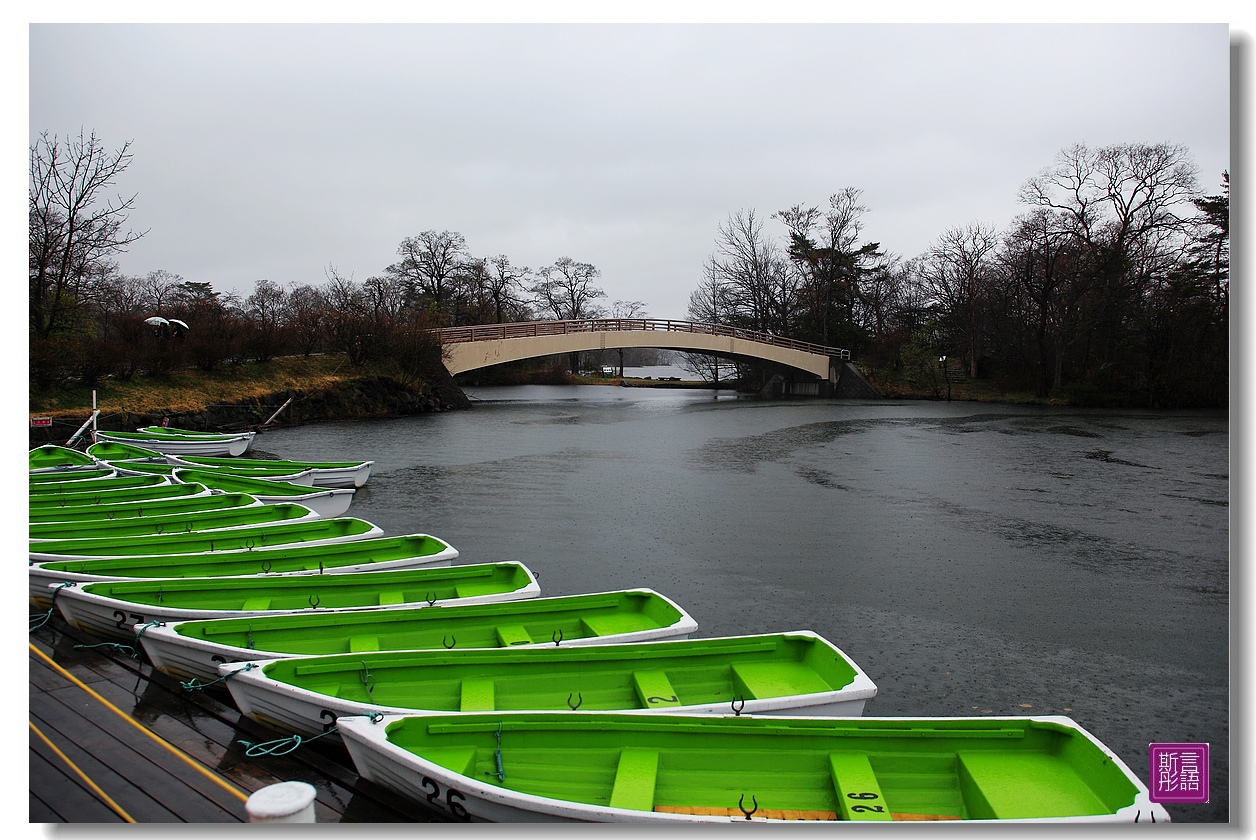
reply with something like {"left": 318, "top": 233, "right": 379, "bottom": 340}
{"left": 847, "top": 792, "right": 885, "bottom": 813}
{"left": 421, "top": 776, "right": 471, "bottom": 820}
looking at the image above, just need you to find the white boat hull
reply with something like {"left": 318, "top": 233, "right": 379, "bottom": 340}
{"left": 337, "top": 713, "right": 1173, "bottom": 824}
{"left": 52, "top": 570, "right": 539, "bottom": 643}
{"left": 164, "top": 457, "right": 374, "bottom": 489}
{"left": 241, "top": 489, "right": 354, "bottom": 518}
{"left": 94, "top": 431, "right": 253, "bottom": 457}
{"left": 222, "top": 633, "right": 875, "bottom": 739}
{"left": 138, "top": 588, "right": 698, "bottom": 683}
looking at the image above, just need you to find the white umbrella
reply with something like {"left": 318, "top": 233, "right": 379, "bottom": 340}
{"left": 169, "top": 319, "right": 190, "bottom": 330}
{"left": 144, "top": 317, "right": 169, "bottom": 326}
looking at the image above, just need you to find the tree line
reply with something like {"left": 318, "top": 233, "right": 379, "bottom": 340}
{"left": 32, "top": 131, "right": 1227, "bottom": 406}
{"left": 29, "top": 130, "right": 650, "bottom": 390}
{"left": 689, "top": 143, "right": 1227, "bottom": 407}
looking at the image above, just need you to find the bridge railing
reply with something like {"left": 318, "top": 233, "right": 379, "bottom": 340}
{"left": 437, "top": 318, "right": 851, "bottom": 360}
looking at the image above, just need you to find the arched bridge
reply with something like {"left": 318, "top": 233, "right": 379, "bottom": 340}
{"left": 437, "top": 318, "right": 851, "bottom": 381}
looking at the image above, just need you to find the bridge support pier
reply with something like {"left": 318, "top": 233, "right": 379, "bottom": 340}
{"left": 760, "top": 360, "right": 880, "bottom": 399}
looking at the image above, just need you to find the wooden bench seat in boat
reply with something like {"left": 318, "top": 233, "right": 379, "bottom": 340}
{"left": 494, "top": 625, "right": 533, "bottom": 646}
{"left": 241, "top": 597, "right": 271, "bottom": 611}
{"left": 631, "top": 670, "right": 682, "bottom": 708}
{"left": 956, "top": 752, "right": 1107, "bottom": 820}
{"left": 829, "top": 753, "right": 893, "bottom": 821}
{"left": 348, "top": 635, "right": 379, "bottom": 652}
{"left": 578, "top": 613, "right": 655, "bottom": 637}
{"left": 609, "top": 749, "right": 658, "bottom": 812}
{"left": 459, "top": 679, "right": 495, "bottom": 712}
{"left": 378, "top": 591, "right": 405, "bottom": 606}
{"left": 454, "top": 583, "right": 502, "bottom": 599}
{"left": 730, "top": 661, "right": 831, "bottom": 701}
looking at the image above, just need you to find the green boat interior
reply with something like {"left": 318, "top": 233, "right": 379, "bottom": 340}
{"left": 38, "top": 535, "right": 450, "bottom": 579}
{"left": 257, "top": 634, "right": 859, "bottom": 712}
{"left": 173, "top": 590, "right": 685, "bottom": 655}
{"left": 382, "top": 714, "right": 1140, "bottom": 821}
{"left": 80, "top": 562, "right": 533, "bottom": 610}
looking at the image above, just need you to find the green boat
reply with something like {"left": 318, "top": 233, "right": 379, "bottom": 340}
{"left": 85, "top": 441, "right": 164, "bottom": 461}
{"left": 28, "top": 481, "right": 210, "bottom": 510}
{"left": 28, "top": 516, "right": 384, "bottom": 563}
{"left": 223, "top": 632, "right": 877, "bottom": 739}
{"left": 137, "top": 425, "right": 255, "bottom": 439}
{"left": 29, "top": 533, "right": 457, "bottom": 609}
{"left": 29, "top": 501, "right": 319, "bottom": 541}
{"left": 29, "top": 467, "right": 117, "bottom": 485}
{"left": 29, "top": 444, "right": 96, "bottom": 472}
{"left": 94, "top": 429, "right": 254, "bottom": 456}
{"left": 166, "top": 455, "right": 374, "bottom": 489}
{"left": 29, "top": 474, "right": 170, "bottom": 495}
{"left": 29, "top": 492, "right": 259, "bottom": 525}
{"left": 337, "top": 712, "right": 1170, "bottom": 823}
{"left": 104, "top": 458, "right": 315, "bottom": 484}
{"left": 52, "top": 563, "right": 540, "bottom": 642}
{"left": 169, "top": 468, "right": 355, "bottom": 517}
{"left": 138, "top": 589, "right": 696, "bottom": 683}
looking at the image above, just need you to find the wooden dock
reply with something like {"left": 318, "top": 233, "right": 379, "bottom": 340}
{"left": 29, "top": 614, "right": 446, "bottom": 824}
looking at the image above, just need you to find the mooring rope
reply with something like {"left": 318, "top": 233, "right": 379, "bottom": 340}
{"left": 180, "top": 662, "right": 258, "bottom": 693}
{"left": 240, "top": 727, "right": 339, "bottom": 757}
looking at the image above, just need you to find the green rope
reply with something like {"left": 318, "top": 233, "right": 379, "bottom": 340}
{"left": 29, "top": 582, "right": 75, "bottom": 632}
{"left": 74, "top": 641, "right": 138, "bottom": 659}
{"left": 181, "top": 661, "right": 258, "bottom": 692}
{"left": 240, "top": 727, "right": 339, "bottom": 757}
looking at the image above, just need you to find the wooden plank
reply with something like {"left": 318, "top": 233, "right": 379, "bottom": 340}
{"left": 28, "top": 748, "right": 126, "bottom": 823}
{"left": 30, "top": 617, "right": 433, "bottom": 823}
{"left": 31, "top": 709, "right": 183, "bottom": 822}
{"left": 32, "top": 689, "right": 243, "bottom": 822}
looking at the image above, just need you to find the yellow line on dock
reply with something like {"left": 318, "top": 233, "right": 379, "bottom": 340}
{"left": 29, "top": 642, "right": 251, "bottom": 806}
{"left": 30, "top": 720, "right": 136, "bottom": 822}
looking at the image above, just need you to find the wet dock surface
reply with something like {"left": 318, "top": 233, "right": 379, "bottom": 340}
{"left": 29, "top": 614, "right": 445, "bottom": 824}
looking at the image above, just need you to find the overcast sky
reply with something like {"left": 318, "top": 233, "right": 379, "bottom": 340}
{"left": 26, "top": 19, "right": 1235, "bottom": 321}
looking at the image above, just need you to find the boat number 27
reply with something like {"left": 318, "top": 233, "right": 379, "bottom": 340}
{"left": 847, "top": 792, "right": 885, "bottom": 813}
{"left": 113, "top": 610, "right": 146, "bottom": 628}
{"left": 421, "top": 776, "right": 471, "bottom": 821}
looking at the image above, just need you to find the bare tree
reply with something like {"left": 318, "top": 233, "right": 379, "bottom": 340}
{"left": 917, "top": 222, "right": 999, "bottom": 377}
{"left": 29, "top": 129, "right": 147, "bottom": 340}
{"left": 702, "top": 209, "right": 794, "bottom": 335}
{"left": 386, "top": 230, "right": 469, "bottom": 316}
{"left": 485, "top": 255, "right": 533, "bottom": 323}
{"left": 530, "top": 257, "right": 606, "bottom": 320}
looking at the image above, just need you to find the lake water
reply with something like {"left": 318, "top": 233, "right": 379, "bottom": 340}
{"left": 257, "top": 383, "right": 1230, "bottom": 823}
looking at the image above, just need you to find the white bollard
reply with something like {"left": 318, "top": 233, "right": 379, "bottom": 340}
{"left": 246, "top": 781, "right": 318, "bottom": 823}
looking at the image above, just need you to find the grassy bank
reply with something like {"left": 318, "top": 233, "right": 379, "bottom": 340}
{"left": 29, "top": 355, "right": 369, "bottom": 418}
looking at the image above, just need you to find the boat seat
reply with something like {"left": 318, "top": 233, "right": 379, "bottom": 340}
{"left": 956, "top": 752, "right": 1104, "bottom": 820}
{"left": 495, "top": 624, "right": 534, "bottom": 647}
{"left": 348, "top": 635, "right": 379, "bottom": 653}
{"left": 578, "top": 613, "right": 654, "bottom": 637}
{"left": 240, "top": 597, "right": 271, "bottom": 611}
{"left": 631, "top": 670, "right": 683, "bottom": 708}
{"left": 609, "top": 749, "right": 658, "bottom": 812}
{"left": 455, "top": 583, "right": 502, "bottom": 599}
{"left": 378, "top": 591, "right": 406, "bottom": 606}
{"left": 460, "top": 678, "right": 495, "bottom": 712}
{"left": 829, "top": 753, "right": 892, "bottom": 821}
{"left": 731, "top": 661, "right": 830, "bottom": 701}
